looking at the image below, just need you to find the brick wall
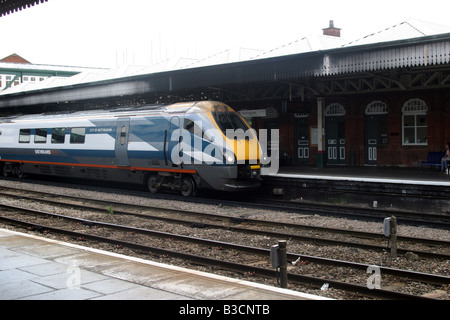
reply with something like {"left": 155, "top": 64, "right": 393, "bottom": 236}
{"left": 234, "top": 88, "right": 449, "bottom": 167}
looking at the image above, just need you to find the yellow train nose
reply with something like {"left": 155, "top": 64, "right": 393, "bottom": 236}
{"left": 230, "top": 136, "right": 261, "bottom": 163}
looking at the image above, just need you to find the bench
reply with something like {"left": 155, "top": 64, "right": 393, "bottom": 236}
{"left": 420, "top": 152, "right": 445, "bottom": 171}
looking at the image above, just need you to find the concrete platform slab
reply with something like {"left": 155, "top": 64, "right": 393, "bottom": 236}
{"left": 92, "top": 285, "right": 191, "bottom": 300}
{"left": 0, "top": 279, "right": 54, "bottom": 300}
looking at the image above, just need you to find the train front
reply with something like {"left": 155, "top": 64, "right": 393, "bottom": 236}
{"left": 193, "top": 102, "right": 263, "bottom": 192}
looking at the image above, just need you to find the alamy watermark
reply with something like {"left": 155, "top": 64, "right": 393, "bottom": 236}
{"left": 66, "top": 265, "right": 81, "bottom": 289}
{"left": 366, "top": 265, "right": 381, "bottom": 290}
{"left": 169, "top": 123, "right": 280, "bottom": 174}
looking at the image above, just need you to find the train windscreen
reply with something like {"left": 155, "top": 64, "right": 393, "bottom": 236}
{"left": 212, "top": 111, "right": 249, "bottom": 134}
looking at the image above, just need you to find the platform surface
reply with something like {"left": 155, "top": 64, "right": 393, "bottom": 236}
{"left": 0, "top": 228, "right": 327, "bottom": 300}
{"left": 271, "top": 165, "right": 450, "bottom": 186}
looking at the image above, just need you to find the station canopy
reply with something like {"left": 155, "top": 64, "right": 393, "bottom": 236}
{"left": 1, "top": 18, "right": 450, "bottom": 109}
{"left": 0, "top": 0, "right": 47, "bottom": 17}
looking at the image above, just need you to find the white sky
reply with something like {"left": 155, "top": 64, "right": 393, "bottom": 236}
{"left": 1, "top": 0, "right": 450, "bottom": 69}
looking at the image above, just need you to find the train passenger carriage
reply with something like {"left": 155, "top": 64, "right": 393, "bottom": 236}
{"left": 0, "top": 101, "right": 262, "bottom": 196}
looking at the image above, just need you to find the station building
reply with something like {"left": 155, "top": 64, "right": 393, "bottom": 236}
{"left": 1, "top": 20, "right": 449, "bottom": 169}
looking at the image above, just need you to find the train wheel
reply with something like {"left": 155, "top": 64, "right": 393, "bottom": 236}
{"left": 15, "top": 167, "right": 24, "bottom": 179}
{"left": 180, "top": 176, "right": 196, "bottom": 197}
{"left": 147, "top": 175, "right": 159, "bottom": 194}
{"left": 2, "top": 164, "right": 11, "bottom": 177}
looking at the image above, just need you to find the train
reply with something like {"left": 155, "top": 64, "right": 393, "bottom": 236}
{"left": 0, "top": 101, "right": 262, "bottom": 196}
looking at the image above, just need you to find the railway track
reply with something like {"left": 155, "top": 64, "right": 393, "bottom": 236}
{"left": 0, "top": 187, "right": 449, "bottom": 260}
{"left": 0, "top": 185, "right": 448, "bottom": 300}
{"left": 248, "top": 197, "right": 450, "bottom": 229}
{"left": 3, "top": 175, "right": 449, "bottom": 228}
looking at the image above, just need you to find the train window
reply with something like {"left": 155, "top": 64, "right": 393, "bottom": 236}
{"left": 19, "top": 129, "right": 31, "bottom": 143}
{"left": 120, "top": 126, "right": 127, "bottom": 145}
{"left": 51, "top": 128, "right": 66, "bottom": 144}
{"left": 70, "top": 127, "right": 86, "bottom": 144}
{"left": 34, "top": 128, "right": 47, "bottom": 144}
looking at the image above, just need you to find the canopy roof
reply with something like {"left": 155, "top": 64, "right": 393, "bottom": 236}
{"left": 0, "top": 0, "right": 47, "bottom": 17}
{"left": 1, "top": 19, "right": 450, "bottom": 109}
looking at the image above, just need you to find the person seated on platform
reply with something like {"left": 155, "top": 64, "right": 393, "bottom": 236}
{"left": 440, "top": 142, "right": 450, "bottom": 174}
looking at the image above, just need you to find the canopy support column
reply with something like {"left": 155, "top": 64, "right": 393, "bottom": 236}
{"left": 316, "top": 97, "right": 325, "bottom": 169}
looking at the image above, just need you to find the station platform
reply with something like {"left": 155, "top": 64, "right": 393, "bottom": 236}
{"left": 0, "top": 228, "right": 327, "bottom": 301}
{"left": 271, "top": 165, "right": 450, "bottom": 187}
{"left": 262, "top": 165, "right": 450, "bottom": 215}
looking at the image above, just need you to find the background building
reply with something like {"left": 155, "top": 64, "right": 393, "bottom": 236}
{"left": 0, "top": 53, "right": 105, "bottom": 91}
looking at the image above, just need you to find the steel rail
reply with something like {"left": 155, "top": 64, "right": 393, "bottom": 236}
{"left": 243, "top": 197, "right": 450, "bottom": 229}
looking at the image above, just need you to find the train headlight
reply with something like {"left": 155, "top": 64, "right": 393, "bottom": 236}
{"left": 224, "top": 151, "right": 235, "bottom": 164}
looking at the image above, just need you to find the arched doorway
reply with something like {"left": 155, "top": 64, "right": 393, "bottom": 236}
{"left": 325, "top": 103, "right": 346, "bottom": 165}
{"left": 365, "top": 101, "right": 388, "bottom": 165}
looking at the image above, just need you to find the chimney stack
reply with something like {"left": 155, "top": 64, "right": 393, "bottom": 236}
{"left": 322, "top": 20, "right": 341, "bottom": 37}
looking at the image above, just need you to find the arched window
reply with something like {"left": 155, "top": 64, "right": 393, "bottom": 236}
{"left": 402, "top": 99, "right": 428, "bottom": 145}
{"left": 365, "top": 101, "right": 388, "bottom": 115}
{"left": 325, "top": 103, "right": 345, "bottom": 116}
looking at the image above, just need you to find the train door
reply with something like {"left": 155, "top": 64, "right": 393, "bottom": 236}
{"left": 115, "top": 118, "right": 130, "bottom": 166}
{"left": 294, "top": 116, "right": 309, "bottom": 163}
{"left": 166, "top": 116, "right": 181, "bottom": 166}
{"left": 325, "top": 104, "right": 346, "bottom": 165}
